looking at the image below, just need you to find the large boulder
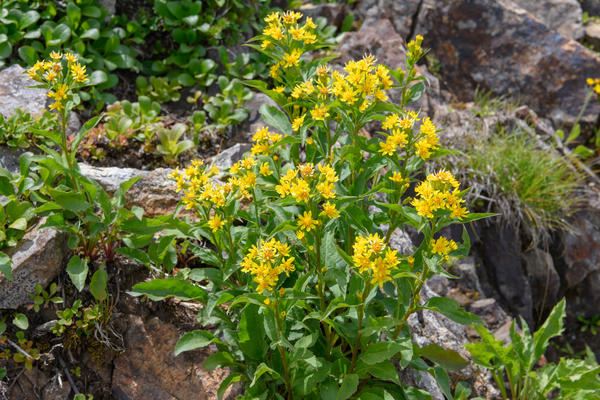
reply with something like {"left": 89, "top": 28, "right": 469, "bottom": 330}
{"left": 0, "top": 223, "right": 68, "bottom": 309}
{"left": 512, "top": 0, "right": 584, "bottom": 40}
{"left": 414, "top": 0, "right": 600, "bottom": 130}
{"left": 0, "top": 65, "right": 47, "bottom": 118}
{"left": 112, "top": 315, "right": 238, "bottom": 400}
{"left": 353, "top": 0, "right": 422, "bottom": 39}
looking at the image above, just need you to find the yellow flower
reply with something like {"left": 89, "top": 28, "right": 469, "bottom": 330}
{"left": 430, "top": 236, "right": 458, "bottom": 261}
{"left": 297, "top": 211, "right": 318, "bottom": 232}
{"left": 352, "top": 234, "right": 399, "bottom": 287}
{"left": 264, "top": 12, "right": 279, "bottom": 23}
{"left": 304, "top": 17, "right": 317, "bottom": 30}
{"left": 65, "top": 53, "right": 78, "bottom": 64}
{"left": 208, "top": 214, "right": 226, "bottom": 232}
{"left": 50, "top": 51, "right": 62, "bottom": 61}
{"left": 298, "top": 163, "right": 315, "bottom": 178}
{"left": 270, "top": 63, "right": 281, "bottom": 80}
{"left": 259, "top": 162, "right": 272, "bottom": 176}
{"left": 241, "top": 238, "right": 295, "bottom": 294}
{"left": 264, "top": 23, "right": 283, "bottom": 41}
{"left": 378, "top": 140, "right": 396, "bottom": 156}
{"left": 320, "top": 201, "right": 339, "bottom": 219}
{"left": 282, "top": 10, "right": 302, "bottom": 25}
{"left": 292, "top": 114, "right": 305, "bottom": 132}
{"left": 382, "top": 114, "right": 400, "bottom": 130}
{"left": 282, "top": 49, "right": 302, "bottom": 68}
{"left": 273, "top": 86, "right": 285, "bottom": 93}
{"left": 310, "top": 104, "right": 329, "bottom": 121}
{"left": 45, "top": 71, "right": 57, "bottom": 82}
{"left": 71, "top": 63, "right": 87, "bottom": 83}
{"left": 389, "top": 171, "right": 408, "bottom": 185}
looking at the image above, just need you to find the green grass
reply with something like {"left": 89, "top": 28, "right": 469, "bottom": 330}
{"left": 462, "top": 128, "right": 584, "bottom": 240}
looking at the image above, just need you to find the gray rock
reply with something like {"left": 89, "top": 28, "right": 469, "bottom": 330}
{"left": 79, "top": 163, "right": 149, "bottom": 193}
{"left": 468, "top": 298, "right": 510, "bottom": 330}
{"left": 581, "top": 0, "right": 600, "bottom": 16}
{"left": 0, "top": 146, "right": 24, "bottom": 174}
{"left": 79, "top": 164, "right": 181, "bottom": 217}
{"left": 0, "top": 223, "right": 68, "bottom": 309}
{"left": 415, "top": 0, "right": 600, "bottom": 131}
{"left": 585, "top": 21, "right": 600, "bottom": 49}
{"left": 388, "top": 228, "right": 414, "bottom": 255}
{"left": 522, "top": 248, "right": 561, "bottom": 315}
{"left": 354, "top": 0, "right": 422, "bottom": 39}
{"left": 406, "top": 284, "right": 501, "bottom": 398}
{"left": 513, "top": 0, "right": 584, "bottom": 40}
{"left": 0, "top": 65, "right": 47, "bottom": 118}
{"left": 210, "top": 143, "right": 251, "bottom": 172}
{"left": 480, "top": 224, "right": 534, "bottom": 328}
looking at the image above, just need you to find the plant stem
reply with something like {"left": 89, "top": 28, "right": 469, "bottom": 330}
{"left": 349, "top": 282, "right": 370, "bottom": 373}
{"left": 275, "top": 300, "right": 293, "bottom": 400}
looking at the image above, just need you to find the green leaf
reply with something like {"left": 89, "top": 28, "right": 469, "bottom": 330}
{"left": 0, "top": 252, "right": 12, "bottom": 281}
{"left": 174, "top": 330, "right": 217, "bottom": 356}
{"left": 88, "top": 70, "right": 108, "bottom": 85}
{"left": 337, "top": 374, "right": 359, "bottom": 400}
{"left": 90, "top": 267, "right": 108, "bottom": 302}
{"left": 66, "top": 255, "right": 88, "bottom": 292}
{"left": 13, "top": 313, "right": 28, "bottom": 330}
{"left": 47, "top": 188, "right": 90, "bottom": 212}
{"left": 116, "top": 247, "right": 150, "bottom": 265}
{"left": 422, "top": 297, "right": 482, "bottom": 325}
{"left": 217, "top": 373, "right": 243, "bottom": 400}
{"left": 360, "top": 341, "right": 412, "bottom": 365}
{"left": 80, "top": 27, "right": 100, "bottom": 40}
{"left": 250, "top": 362, "right": 280, "bottom": 387}
{"left": 532, "top": 298, "right": 565, "bottom": 366}
{"left": 8, "top": 217, "right": 27, "bottom": 231}
{"left": 20, "top": 11, "right": 40, "bottom": 29}
{"left": 128, "top": 278, "right": 207, "bottom": 302}
{"left": 417, "top": 344, "right": 469, "bottom": 371}
{"left": 238, "top": 304, "right": 266, "bottom": 360}
{"left": 407, "top": 82, "right": 425, "bottom": 103}
{"left": 0, "top": 41, "right": 12, "bottom": 59}
{"left": 432, "top": 366, "right": 453, "bottom": 400}
{"left": 259, "top": 104, "right": 292, "bottom": 136}
{"left": 18, "top": 46, "right": 37, "bottom": 65}
{"left": 203, "top": 351, "right": 235, "bottom": 371}
{"left": 49, "top": 23, "right": 71, "bottom": 46}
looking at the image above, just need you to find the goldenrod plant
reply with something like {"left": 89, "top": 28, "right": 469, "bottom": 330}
{"left": 129, "top": 12, "right": 491, "bottom": 399}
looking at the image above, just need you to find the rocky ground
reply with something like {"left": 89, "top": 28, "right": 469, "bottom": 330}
{"left": 1, "top": 0, "right": 600, "bottom": 399}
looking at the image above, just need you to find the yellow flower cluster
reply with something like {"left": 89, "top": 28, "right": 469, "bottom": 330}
{"left": 407, "top": 35, "right": 424, "bottom": 59}
{"left": 331, "top": 55, "right": 393, "bottom": 111}
{"left": 251, "top": 126, "right": 282, "bottom": 156}
{"left": 170, "top": 159, "right": 229, "bottom": 211}
{"left": 430, "top": 236, "right": 458, "bottom": 261}
{"left": 414, "top": 117, "right": 439, "bottom": 160}
{"left": 587, "top": 77, "right": 600, "bottom": 96}
{"left": 27, "top": 52, "right": 88, "bottom": 113}
{"left": 229, "top": 156, "right": 260, "bottom": 200}
{"left": 276, "top": 163, "right": 338, "bottom": 202}
{"left": 378, "top": 112, "right": 416, "bottom": 156}
{"left": 411, "top": 170, "right": 468, "bottom": 220}
{"left": 241, "top": 238, "right": 295, "bottom": 294}
{"left": 352, "top": 233, "right": 399, "bottom": 287}
{"left": 262, "top": 11, "right": 317, "bottom": 79}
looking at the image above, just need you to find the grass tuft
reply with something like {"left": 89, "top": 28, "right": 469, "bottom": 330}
{"left": 459, "top": 127, "right": 584, "bottom": 241}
